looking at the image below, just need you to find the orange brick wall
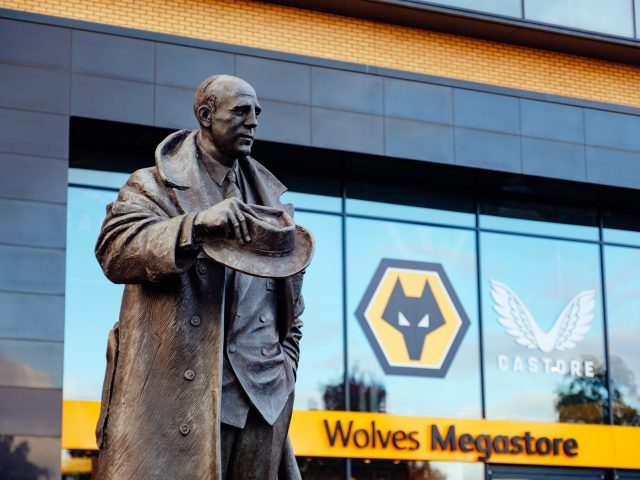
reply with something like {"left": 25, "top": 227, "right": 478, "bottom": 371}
{"left": 3, "top": 0, "right": 640, "bottom": 108}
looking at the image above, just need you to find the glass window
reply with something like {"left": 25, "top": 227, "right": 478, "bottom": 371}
{"left": 419, "top": 0, "right": 522, "bottom": 18}
{"left": 347, "top": 216, "right": 481, "bottom": 418}
{"left": 603, "top": 211, "right": 640, "bottom": 247}
{"left": 64, "top": 186, "right": 123, "bottom": 401}
{"left": 604, "top": 245, "right": 640, "bottom": 425}
{"left": 0, "top": 435, "right": 61, "bottom": 479}
{"left": 481, "top": 232, "right": 607, "bottom": 423}
{"left": 480, "top": 200, "right": 599, "bottom": 241}
{"left": 347, "top": 199, "right": 475, "bottom": 228}
{"left": 281, "top": 191, "right": 342, "bottom": 214}
{"left": 524, "top": 0, "right": 634, "bottom": 37}
{"left": 293, "top": 210, "right": 344, "bottom": 411}
{"left": 351, "top": 459, "right": 484, "bottom": 480}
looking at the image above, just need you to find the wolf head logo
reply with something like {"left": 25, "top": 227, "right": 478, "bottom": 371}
{"left": 381, "top": 278, "right": 446, "bottom": 360}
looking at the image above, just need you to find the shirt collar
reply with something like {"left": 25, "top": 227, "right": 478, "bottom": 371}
{"left": 196, "top": 141, "right": 237, "bottom": 187}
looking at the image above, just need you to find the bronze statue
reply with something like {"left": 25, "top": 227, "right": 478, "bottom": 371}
{"left": 94, "top": 75, "right": 313, "bottom": 479}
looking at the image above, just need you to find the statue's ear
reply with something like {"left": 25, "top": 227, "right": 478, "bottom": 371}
{"left": 197, "top": 105, "right": 212, "bottom": 127}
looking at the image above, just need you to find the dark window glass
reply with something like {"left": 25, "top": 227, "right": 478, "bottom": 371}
{"left": 418, "top": 0, "right": 522, "bottom": 18}
{"left": 298, "top": 457, "right": 346, "bottom": 479}
{"left": 524, "top": 0, "right": 634, "bottom": 37}
{"left": 293, "top": 210, "right": 344, "bottom": 411}
{"left": 351, "top": 459, "right": 483, "bottom": 480}
{"left": 481, "top": 232, "right": 607, "bottom": 423}
{"left": 604, "top": 245, "right": 640, "bottom": 425}
{"left": 64, "top": 185, "right": 123, "bottom": 401}
{"left": 282, "top": 191, "right": 342, "bottom": 214}
{"left": 346, "top": 216, "right": 481, "bottom": 418}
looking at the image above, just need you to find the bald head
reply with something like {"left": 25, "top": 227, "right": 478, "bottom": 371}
{"left": 193, "top": 75, "right": 256, "bottom": 127}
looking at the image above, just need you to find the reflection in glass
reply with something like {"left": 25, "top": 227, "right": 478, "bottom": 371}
{"left": 282, "top": 190, "right": 342, "bottom": 214}
{"left": 351, "top": 459, "right": 483, "bottom": 480}
{"left": 347, "top": 199, "right": 475, "bottom": 228}
{"left": 347, "top": 217, "right": 481, "bottom": 418}
{"left": 604, "top": 246, "right": 640, "bottom": 425}
{"left": 524, "top": 0, "right": 634, "bottom": 37}
{"left": 0, "top": 435, "right": 59, "bottom": 480}
{"left": 481, "top": 232, "right": 606, "bottom": 423}
{"left": 419, "top": 0, "right": 521, "bottom": 18}
{"left": 0, "top": 340, "right": 62, "bottom": 389}
{"left": 480, "top": 201, "right": 598, "bottom": 241}
{"left": 293, "top": 211, "right": 344, "bottom": 411}
{"left": 64, "top": 187, "right": 123, "bottom": 401}
{"left": 603, "top": 211, "right": 640, "bottom": 247}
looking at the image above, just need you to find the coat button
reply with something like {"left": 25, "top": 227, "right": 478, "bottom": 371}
{"left": 228, "top": 344, "right": 236, "bottom": 353}
{"left": 179, "top": 424, "right": 191, "bottom": 435}
{"left": 190, "top": 315, "right": 201, "bottom": 327}
{"left": 184, "top": 370, "right": 195, "bottom": 381}
{"left": 259, "top": 314, "right": 266, "bottom": 323}
{"left": 197, "top": 263, "right": 207, "bottom": 274}
{"left": 261, "top": 347, "right": 268, "bottom": 356}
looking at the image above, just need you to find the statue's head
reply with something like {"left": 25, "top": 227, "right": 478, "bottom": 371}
{"left": 193, "top": 75, "right": 261, "bottom": 161}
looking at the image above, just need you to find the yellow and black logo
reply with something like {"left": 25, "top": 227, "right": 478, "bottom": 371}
{"left": 355, "top": 259, "right": 470, "bottom": 377}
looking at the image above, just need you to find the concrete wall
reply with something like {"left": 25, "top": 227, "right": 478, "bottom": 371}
{"left": 1, "top": 11, "right": 640, "bottom": 478}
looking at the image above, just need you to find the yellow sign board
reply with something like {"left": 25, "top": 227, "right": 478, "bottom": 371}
{"left": 63, "top": 401, "right": 640, "bottom": 469}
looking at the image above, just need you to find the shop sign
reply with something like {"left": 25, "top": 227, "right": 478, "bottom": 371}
{"left": 356, "top": 259, "right": 470, "bottom": 377}
{"left": 490, "top": 280, "right": 597, "bottom": 377}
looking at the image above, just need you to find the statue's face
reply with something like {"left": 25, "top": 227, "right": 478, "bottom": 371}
{"left": 206, "top": 78, "right": 261, "bottom": 160}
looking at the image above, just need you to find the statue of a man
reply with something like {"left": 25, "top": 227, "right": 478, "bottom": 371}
{"left": 93, "top": 75, "right": 310, "bottom": 479}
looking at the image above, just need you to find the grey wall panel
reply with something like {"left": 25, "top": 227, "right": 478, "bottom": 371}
{"left": 236, "top": 56, "right": 310, "bottom": 105}
{"left": 454, "top": 89, "right": 520, "bottom": 134}
{"left": 0, "top": 387, "right": 61, "bottom": 436}
{"left": 311, "top": 107, "right": 383, "bottom": 154}
{"left": 0, "top": 108, "right": 68, "bottom": 159}
{"left": 0, "top": 434, "right": 61, "bottom": 477}
{"left": 0, "top": 292, "right": 64, "bottom": 342}
{"left": 155, "top": 85, "right": 199, "bottom": 130}
{"left": 72, "top": 30, "right": 154, "bottom": 82}
{"left": 71, "top": 74, "right": 154, "bottom": 125}
{"left": 585, "top": 109, "right": 640, "bottom": 152}
{"left": 255, "top": 100, "right": 310, "bottom": 145}
{"left": 156, "top": 43, "right": 234, "bottom": 89}
{"left": 522, "top": 137, "right": 586, "bottom": 182}
{"left": 0, "top": 245, "right": 65, "bottom": 295}
{"left": 0, "top": 64, "right": 69, "bottom": 115}
{"left": 0, "top": 199, "right": 66, "bottom": 249}
{"left": 455, "top": 128, "right": 521, "bottom": 173}
{"left": 586, "top": 146, "right": 640, "bottom": 189}
{"left": 0, "top": 19, "right": 70, "bottom": 70}
{"left": 384, "top": 78, "right": 453, "bottom": 124}
{"left": 384, "top": 117, "right": 454, "bottom": 164}
{"left": 0, "top": 339, "right": 63, "bottom": 388}
{"left": 0, "top": 154, "right": 66, "bottom": 204}
{"left": 311, "top": 67, "right": 383, "bottom": 115}
{"left": 521, "top": 99, "right": 584, "bottom": 143}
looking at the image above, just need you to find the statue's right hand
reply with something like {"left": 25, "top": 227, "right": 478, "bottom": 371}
{"left": 193, "top": 198, "right": 256, "bottom": 245}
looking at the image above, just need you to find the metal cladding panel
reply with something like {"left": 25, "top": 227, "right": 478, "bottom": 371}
{"left": 384, "top": 77, "right": 453, "bottom": 125}
{"left": 586, "top": 146, "right": 640, "bottom": 189}
{"left": 384, "top": 116, "right": 454, "bottom": 164}
{"left": 455, "top": 127, "right": 522, "bottom": 173}
{"left": 156, "top": 43, "right": 235, "bottom": 89}
{"left": 236, "top": 56, "right": 311, "bottom": 105}
{"left": 521, "top": 137, "right": 587, "bottom": 182}
{"left": 521, "top": 99, "right": 584, "bottom": 144}
{"left": 311, "top": 67, "right": 384, "bottom": 115}
{"left": 0, "top": 245, "right": 66, "bottom": 295}
{"left": 0, "top": 199, "right": 66, "bottom": 249}
{"left": 255, "top": 99, "right": 311, "bottom": 145}
{"left": 454, "top": 89, "right": 520, "bottom": 134}
{"left": 0, "top": 18, "right": 71, "bottom": 69}
{"left": 0, "top": 153, "right": 67, "bottom": 204}
{"left": 0, "top": 108, "right": 68, "bottom": 159}
{"left": 311, "top": 107, "right": 384, "bottom": 154}
{"left": 154, "top": 84, "right": 199, "bottom": 130}
{"left": 0, "top": 63, "right": 70, "bottom": 115}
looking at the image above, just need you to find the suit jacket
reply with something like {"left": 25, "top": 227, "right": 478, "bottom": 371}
{"left": 93, "top": 129, "right": 304, "bottom": 480}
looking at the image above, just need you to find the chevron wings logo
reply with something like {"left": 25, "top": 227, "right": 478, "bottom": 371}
{"left": 490, "top": 280, "right": 597, "bottom": 377}
{"left": 356, "top": 259, "right": 470, "bottom": 377}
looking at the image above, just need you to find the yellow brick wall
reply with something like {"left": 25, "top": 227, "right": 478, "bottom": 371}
{"left": 3, "top": 0, "right": 640, "bottom": 108}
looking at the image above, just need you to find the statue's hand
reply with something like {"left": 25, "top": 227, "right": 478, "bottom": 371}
{"left": 193, "top": 198, "right": 256, "bottom": 245}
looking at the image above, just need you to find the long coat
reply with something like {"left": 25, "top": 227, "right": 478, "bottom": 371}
{"left": 93, "top": 130, "right": 304, "bottom": 479}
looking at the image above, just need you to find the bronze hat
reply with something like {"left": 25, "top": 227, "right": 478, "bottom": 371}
{"left": 202, "top": 204, "right": 314, "bottom": 278}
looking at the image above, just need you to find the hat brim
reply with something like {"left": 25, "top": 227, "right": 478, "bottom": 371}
{"left": 202, "top": 225, "right": 314, "bottom": 278}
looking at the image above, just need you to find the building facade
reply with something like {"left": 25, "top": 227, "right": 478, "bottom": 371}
{"left": 1, "top": 1, "right": 640, "bottom": 479}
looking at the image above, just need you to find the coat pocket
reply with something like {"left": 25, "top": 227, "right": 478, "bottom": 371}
{"left": 96, "top": 322, "right": 119, "bottom": 449}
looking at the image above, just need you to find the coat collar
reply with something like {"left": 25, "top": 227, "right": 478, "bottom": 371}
{"left": 155, "top": 129, "right": 287, "bottom": 202}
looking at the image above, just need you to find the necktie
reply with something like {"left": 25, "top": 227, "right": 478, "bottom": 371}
{"left": 224, "top": 169, "right": 241, "bottom": 200}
